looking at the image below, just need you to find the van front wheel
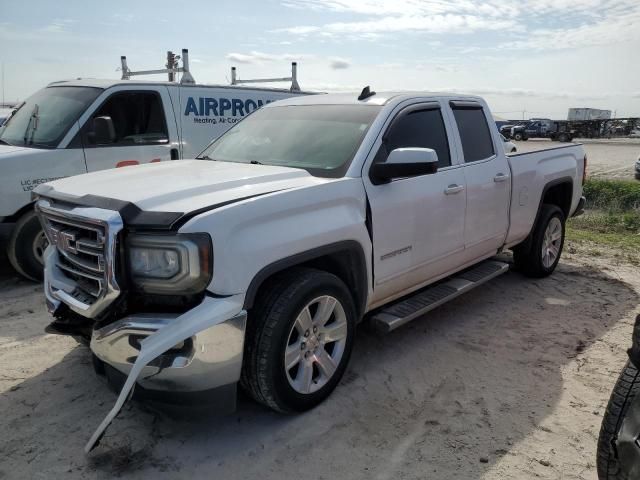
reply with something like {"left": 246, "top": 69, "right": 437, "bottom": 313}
{"left": 7, "top": 210, "right": 47, "bottom": 281}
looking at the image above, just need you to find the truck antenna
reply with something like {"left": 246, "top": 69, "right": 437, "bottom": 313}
{"left": 358, "top": 86, "right": 376, "bottom": 101}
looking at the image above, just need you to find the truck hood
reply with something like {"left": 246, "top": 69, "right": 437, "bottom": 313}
{"left": 37, "top": 159, "right": 332, "bottom": 218}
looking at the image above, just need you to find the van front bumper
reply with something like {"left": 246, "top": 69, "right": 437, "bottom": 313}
{"left": 90, "top": 297, "right": 247, "bottom": 399}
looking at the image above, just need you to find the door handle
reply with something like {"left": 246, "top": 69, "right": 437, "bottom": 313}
{"left": 444, "top": 184, "right": 464, "bottom": 195}
{"left": 494, "top": 173, "right": 509, "bottom": 183}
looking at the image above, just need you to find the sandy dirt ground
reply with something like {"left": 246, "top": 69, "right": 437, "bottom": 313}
{"left": 514, "top": 139, "right": 639, "bottom": 180}
{"left": 1, "top": 226, "right": 639, "bottom": 479}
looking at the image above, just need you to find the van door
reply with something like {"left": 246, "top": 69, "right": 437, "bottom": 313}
{"left": 364, "top": 102, "right": 466, "bottom": 304}
{"left": 79, "top": 86, "right": 179, "bottom": 172}
{"left": 448, "top": 102, "right": 510, "bottom": 257}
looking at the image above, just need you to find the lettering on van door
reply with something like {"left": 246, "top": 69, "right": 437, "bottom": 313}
{"left": 184, "top": 96, "right": 275, "bottom": 126}
{"left": 20, "top": 176, "right": 65, "bottom": 192}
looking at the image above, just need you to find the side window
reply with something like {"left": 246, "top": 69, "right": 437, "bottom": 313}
{"left": 85, "top": 91, "right": 168, "bottom": 147}
{"left": 378, "top": 107, "right": 451, "bottom": 168}
{"left": 451, "top": 105, "right": 495, "bottom": 162}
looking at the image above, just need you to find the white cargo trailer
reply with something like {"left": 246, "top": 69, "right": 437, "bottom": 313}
{"left": 568, "top": 108, "right": 612, "bottom": 121}
{"left": 0, "top": 50, "right": 313, "bottom": 280}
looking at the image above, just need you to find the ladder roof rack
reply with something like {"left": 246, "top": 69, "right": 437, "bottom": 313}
{"left": 230, "top": 62, "right": 301, "bottom": 92}
{"left": 120, "top": 48, "right": 195, "bottom": 84}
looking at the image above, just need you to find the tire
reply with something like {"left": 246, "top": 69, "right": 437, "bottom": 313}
{"left": 513, "top": 204, "right": 565, "bottom": 278}
{"left": 559, "top": 133, "right": 570, "bottom": 143}
{"left": 241, "top": 268, "right": 356, "bottom": 413}
{"left": 514, "top": 133, "right": 523, "bottom": 141}
{"left": 597, "top": 361, "right": 640, "bottom": 480}
{"left": 510, "top": 148, "right": 517, "bottom": 153}
{"left": 7, "top": 210, "right": 48, "bottom": 281}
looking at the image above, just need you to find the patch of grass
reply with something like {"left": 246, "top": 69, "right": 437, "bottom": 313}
{"left": 583, "top": 178, "right": 640, "bottom": 211}
{"left": 565, "top": 179, "right": 640, "bottom": 263}
{"left": 569, "top": 209, "right": 640, "bottom": 234}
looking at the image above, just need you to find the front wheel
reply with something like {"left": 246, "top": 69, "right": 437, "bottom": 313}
{"left": 7, "top": 210, "right": 48, "bottom": 281}
{"left": 513, "top": 204, "right": 565, "bottom": 277}
{"left": 514, "top": 132, "right": 524, "bottom": 141}
{"left": 241, "top": 268, "right": 356, "bottom": 413}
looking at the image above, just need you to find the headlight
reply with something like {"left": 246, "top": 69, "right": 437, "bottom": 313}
{"left": 126, "top": 233, "right": 212, "bottom": 294}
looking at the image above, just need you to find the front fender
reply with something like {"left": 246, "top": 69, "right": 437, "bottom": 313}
{"left": 178, "top": 177, "right": 372, "bottom": 301}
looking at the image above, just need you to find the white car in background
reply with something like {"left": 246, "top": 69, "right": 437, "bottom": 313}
{"left": 501, "top": 133, "right": 517, "bottom": 154}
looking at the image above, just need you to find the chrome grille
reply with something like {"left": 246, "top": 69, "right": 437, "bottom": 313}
{"left": 36, "top": 199, "right": 124, "bottom": 318}
{"left": 41, "top": 212, "right": 106, "bottom": 302}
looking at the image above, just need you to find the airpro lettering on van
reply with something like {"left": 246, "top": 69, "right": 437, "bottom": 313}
{"left": 184, "top": 97, "right": 273, "bottom": 124}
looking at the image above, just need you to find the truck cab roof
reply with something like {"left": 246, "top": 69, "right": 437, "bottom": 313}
{"left": 268, "top": 91, "right": 486, "bottom": 108}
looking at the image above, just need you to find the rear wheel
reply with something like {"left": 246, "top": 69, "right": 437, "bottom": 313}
{"left": 241, "top": 268, "right": 356, "bottom": 412}
{"left": 514, "top": 132, "right": 524, "bottom": 141}
{"left": 513, "top": 204, "right": 565, "bottom": 277}
{"left": 597, "top": 361, "right": 640, "bottom": 480}
{"left": 7, "top": 210, "right": 47, "bottom": 281}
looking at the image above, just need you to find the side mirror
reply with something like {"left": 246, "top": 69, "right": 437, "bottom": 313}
{"left": 90, "top": 116, "right": 116, "bottom": 145}
{"left": 370, "top": 147, "right": 438, "bottom": 184}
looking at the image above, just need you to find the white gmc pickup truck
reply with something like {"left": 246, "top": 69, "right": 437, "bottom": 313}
{"left": 33, "top": 89, "right": 586, "bottom": 451}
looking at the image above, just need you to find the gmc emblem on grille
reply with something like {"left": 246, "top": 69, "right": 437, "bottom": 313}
{"left": 46, "top": 225, "right": 78, "bottom": 254}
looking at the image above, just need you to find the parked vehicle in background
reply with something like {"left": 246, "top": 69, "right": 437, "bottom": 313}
{"left": 501, "top": 119, "right": 576, "bottom": 142}
{"left": 597, "top": 314, "right": 640, "bottom": 480}
{"left": 568, "top": 108, "right": 611, "bottom": 121}
{"left": 0, "top": 50, "right": 310, "bottom": 281}
{"left": 501, "top": 133, "right": 517, "bottom": 153}
{"left": 33, "top": 89, "right": 586, "bottom": 451}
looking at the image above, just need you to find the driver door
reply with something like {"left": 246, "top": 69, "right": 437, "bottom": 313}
{"left": 78, "top": 86, "right": 179, "bottom": 172}
{"left": 363, "top": 102, "right": 466, "bottom": 304}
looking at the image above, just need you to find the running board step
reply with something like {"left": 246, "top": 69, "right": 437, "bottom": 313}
{"left": 370, "top": 260, "right": 509, "bottom": 334}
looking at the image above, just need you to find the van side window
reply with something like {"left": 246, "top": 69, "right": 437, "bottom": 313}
{"left": 451, "top": 106, "right": 495, "bottom": 162}
{"left": 378, "top": 108, "right": 451, "bottom": 168}
{"left": 85, "top": 91, "right": 168, "bottom": 147}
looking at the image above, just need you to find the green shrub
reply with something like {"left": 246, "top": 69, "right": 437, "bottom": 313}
{"left": 583, "top": 179, "right": 640, "bottom": 211}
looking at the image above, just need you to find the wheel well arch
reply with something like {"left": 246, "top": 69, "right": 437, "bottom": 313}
{"left": 515, "top": 177, "right": 573, "bottom": 253}
{"left": 243, "top": 241, "right": 369, "bottom": 318}
{"left": 2, "top": 202, "right": 36, "bottom": 224}
{"left": 541, "top": 179, "right": 573, "bottom": 219}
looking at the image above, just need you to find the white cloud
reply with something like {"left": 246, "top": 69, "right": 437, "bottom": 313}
{"left": 277, "top": 0, "right": 640, "bottom": 49}
{"left": 329, "top": 57, "right": 350, "bottom": 69}
{"left": 225, "top": 51, "right": 313, "bottom": 64}
{"left": 42, "top": 18, "right": 74, "bottom": 33}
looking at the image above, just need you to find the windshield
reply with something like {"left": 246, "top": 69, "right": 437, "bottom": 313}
{"left": 198, "top": 104, "right": 381, "bottom": 177}
{"left": 0, "top": 86, "right": 102, "bottom": 148}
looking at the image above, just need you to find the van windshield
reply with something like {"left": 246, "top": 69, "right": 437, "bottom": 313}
{"left": 197, "top": 104, "right": 381, "bottom": 177}
{"left": 0, "top": 86, "right": 102, "bottom": 149}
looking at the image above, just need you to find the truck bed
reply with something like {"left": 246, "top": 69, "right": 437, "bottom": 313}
{"left": 505, "top": 143, "right": 586, "bottom": 247}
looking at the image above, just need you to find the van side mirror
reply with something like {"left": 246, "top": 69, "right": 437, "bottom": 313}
{"left": 370, "top": 147, "right": 438, "bottom": 184}
{"left": 90, "top": 116, "right": 116, "bottom": 145}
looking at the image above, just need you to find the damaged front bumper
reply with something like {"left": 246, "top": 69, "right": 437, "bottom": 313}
{"left": 74, "top": 295, "right": 247, "bottom": 453}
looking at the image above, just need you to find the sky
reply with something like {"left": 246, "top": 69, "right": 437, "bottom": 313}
{"left": 1, "top": 0, "right": 639, "bottom": 119}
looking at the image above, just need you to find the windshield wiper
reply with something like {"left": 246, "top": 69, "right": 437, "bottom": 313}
{"left": 196, "top": 154, "right": 214, "bottom": 160}
{"left": 23, "top": 104, "right": 39, "bottom": 145}
{"left": 0, "top": 138, "right": 12, "bottom": 146}
{"left": 250, "top": 160, "right": 263, "bottom": 165}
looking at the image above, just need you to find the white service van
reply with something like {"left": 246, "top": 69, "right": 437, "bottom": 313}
{"left": 0, "top": 77, "right": 309, "bottom": 280}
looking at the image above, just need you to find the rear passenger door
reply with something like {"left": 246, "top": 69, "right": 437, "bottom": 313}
{"left": 365, "top": 102, "right": 467, "bottom": 303}
{"left": 448, "top": 101, "right": 510, "bottom": 256}
{"left": 77, "top": 86, "right": 180, "bottom": 172}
